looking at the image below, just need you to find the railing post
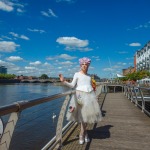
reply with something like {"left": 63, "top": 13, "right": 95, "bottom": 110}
{"left": 139, "top": 88, "right": 145, "bottom": 112}
{"left": 0, "top": 112, "right": 20, "bottom": 150}
{"left": 55, "top": 94, "right": 72, "bottom": 149}
{"left": 127, "top": 86, "right": 130, "bottom": 100}
{"left": 133, "top": 86, "right": 138, "bottom": 106}
{"left": 114, "top": 86, "right": 116, "bottom": 93}
{"left": 130, "top": 86, "right": 135, "bottom": 103}
{"left": 124, "top": 85, "right": 127, "bottom": 96}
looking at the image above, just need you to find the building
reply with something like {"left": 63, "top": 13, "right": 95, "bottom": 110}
{"left": 0, "top": 66, "right": 7, "bottom": 74}
{"left": 135, "top": 41, "right": 150, "bottom": 71}
{"left": 122, "top": 66, "right": 135, "bottom": 76}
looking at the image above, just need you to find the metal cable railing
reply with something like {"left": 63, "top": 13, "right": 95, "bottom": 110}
{"left": 43, "top": 84, "right": 104, "bottom": 150}
{"left": 0, "top": 84, "right": 104, "bottom": 150}
{"left": 124, "top": 85, "right": 150, "bottom": 116}
{"left": 0, "top": 90, "right": 75, "bottom": 150}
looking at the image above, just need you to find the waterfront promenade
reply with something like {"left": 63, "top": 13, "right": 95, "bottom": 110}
{"left": 61, "top": 92, "right": 150, "bottom": 150}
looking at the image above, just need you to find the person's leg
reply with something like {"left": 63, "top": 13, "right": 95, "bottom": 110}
{"left": 79, "top": 122, "right": 85, "bottom": 144}
{"left": 80, "top": 122, "right": 85, "bottom": 135}
{"left": 83, "top": 123, "right": 87, "bottom": 134}
{"left": 84, "top": 123, "right": 90, "bottom": 142}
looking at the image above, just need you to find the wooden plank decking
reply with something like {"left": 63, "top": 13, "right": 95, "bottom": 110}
{"left": 61, "top": 93, "right": 150, "bottom": 150}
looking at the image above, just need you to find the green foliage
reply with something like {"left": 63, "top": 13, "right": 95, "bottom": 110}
{"left": 0, "top": 74, "right": 16, "bottom": 79}
{"left": 119, "top": 70, "right": 150, "bottom": 81}
{"left": 40, "top": 74, "right": 49, "bottom": 79}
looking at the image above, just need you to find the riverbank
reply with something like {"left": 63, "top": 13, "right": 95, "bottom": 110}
{"left": 0, "top": 79, "right": 21, "bottom": 83}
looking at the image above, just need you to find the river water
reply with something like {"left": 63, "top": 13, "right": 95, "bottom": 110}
{"left": 0, "top": 83, "right": 70, "bottom": 150}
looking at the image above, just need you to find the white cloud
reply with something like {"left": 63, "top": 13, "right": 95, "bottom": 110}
{"left": 127, "top": 21, "right": 150, "bottom": 30}
{"left": 41, "top": 11, "right": 49, "bottom": 17}
{"left": 0, "top": 41, "right": 19, "bottom": 52}
{"left": 56, "top": 37, "right": 92, "bottom": 51}
{"left": 0, "top": 59, "right": 20, "bottom": 73}
{"left": 103, "top": 68, "right": 114, "bottom": 71}
{"left": 29, "top": 61, "right": 42, "bottom": 66}
{"left": 28, "top": 28, "right": 46, "bottom": 33}
{"left": 129, "top": 42, "right": 141, "bottom": 47}
{"left": 1, "top": 35, "right": 12, "bottom": 40}
{"left": 58, "top": 54, "right": 76, "bottom": 60}
{"left": 92, "top": 56, "right": 100, "bottom": 59}
{"left": 118, "top": 62, "right": 127, "bottom": 65}
{"left": 48, "top": 9, "right": 57, "bottom": 17}
{"left": 78, "top": 47, "right": 92, "bottom": 51}
{"left": 56, "top": 0, "right": 75, "bottom": 3}
{"left": 46, "top": 56, "right": 56, "bottom": 60}
{"left": 0, "top": 1, "right": 14, "bottom": 12}
{"left": 17, "top": 8, "right": 24, "bottom": 13}
{"left": 43, "top": 62, "right": 50, "bottom": 66}
{"left": 9, "top": 32, "right": 29, "bottom": 40}
{"left": 25, "top": 66, "right": 36, "bottom": 70}
{"left": 0, "top": 60, "right": 6, "bottom": 64}
{"left": 57, "top": 37, "right": 88, "bottom": 47}
{"left": 20, "top": 35, "right": 29, "bottom": 40}
{"left": 41, "top": 9, "right": 58, "bottom": 18}
{"left": 134, "top": 21, "right": 150, "bottom": 29}
{"left": 126, "top": 57, "right": 133, "bottom": 60}
{"left": 6, "top": 56, "right": 23, "bottom": 61}
{"left": 0, "top": 1, "right": 25, "bottom": 13}
{"left": 113, "top": 65, "right": 121, "bottom": 69}
{"left": 46, "top": 54, "right": 76, "bottom": 60}
{"left": 9, "top": 32, "right": 18, "bottom": 37}
{"left": 59, "top": 61, "right": 74, "bottom": 65}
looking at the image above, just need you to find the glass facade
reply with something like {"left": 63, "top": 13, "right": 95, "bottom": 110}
{"left": 0, "top": 66, "right": 7, "bottom": 74}
{"left": 136, "top": 41, "right": 150, "bottom": 72}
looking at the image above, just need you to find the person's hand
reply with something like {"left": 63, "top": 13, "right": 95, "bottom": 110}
{"left": 59, "top": 74, "right": 65, "bottom": 82}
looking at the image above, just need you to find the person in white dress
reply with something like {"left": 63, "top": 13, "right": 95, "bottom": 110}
{"left": 59, "top": 57, "right": 102, "bottom": 145}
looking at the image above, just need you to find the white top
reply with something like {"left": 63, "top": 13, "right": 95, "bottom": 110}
{"left": 64, "top": 72, "right": 93, "bottom": 92}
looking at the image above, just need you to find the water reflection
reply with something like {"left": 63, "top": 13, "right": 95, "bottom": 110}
{"left": 0, "top": 83, "right": 69, "bottom": 150}
{"left": 0, "top": 83, "right": 68, "bottom": 106}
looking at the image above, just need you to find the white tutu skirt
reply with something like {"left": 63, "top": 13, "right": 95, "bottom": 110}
{"left": 66, "top": 90, "right": 102, "bottom": 124}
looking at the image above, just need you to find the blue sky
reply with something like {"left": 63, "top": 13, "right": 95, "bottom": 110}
{"left": 0, "top": 0, "right": 150, "bottom": 78}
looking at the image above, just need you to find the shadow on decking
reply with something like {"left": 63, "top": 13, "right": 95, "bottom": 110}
{"left": 63, "top": 123, "right": 113, "bottom": 148}
{"left": 61, "top": 93, "right": 150, "bottom": 150}
{"left": 85, "top": 124, "right": 113, "bottom": 149}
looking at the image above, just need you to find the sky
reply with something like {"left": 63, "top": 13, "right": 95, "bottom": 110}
{"left": 0, "top": 0, "right": 150, "bottom": 78}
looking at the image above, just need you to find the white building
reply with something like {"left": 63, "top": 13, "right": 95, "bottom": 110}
{"left": 136, "top": 41, "right": 150, "bottom": 71}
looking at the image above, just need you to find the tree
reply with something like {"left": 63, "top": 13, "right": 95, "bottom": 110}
{"left": 40, "top": 74, "right": 49, "bottom": 79}
{"left": 119, "top": 70, "right": 150, "bottom": 82}
{"left": 0, "top": 74, "right": 16, "bottom": 79}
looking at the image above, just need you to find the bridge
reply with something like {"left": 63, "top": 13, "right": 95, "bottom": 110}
{"left": 20, "top": 78, "right": 72, "bottom": 83}
{"left": 0, "top": 84, "right": 150, "bottom": 150}
{"left": 20, "top": 79, "right": 60, "bottom": 83}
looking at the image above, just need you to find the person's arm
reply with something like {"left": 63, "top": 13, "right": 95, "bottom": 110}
{"left": 59, "top": 73, "right": 78, "bottom": 88}
{"left": 59, "top": 74, "right": 65, "bottom": 82}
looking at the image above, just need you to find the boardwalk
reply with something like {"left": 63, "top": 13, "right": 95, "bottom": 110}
{"left": 61, "top": 93, "right": 150, "bottom": 150}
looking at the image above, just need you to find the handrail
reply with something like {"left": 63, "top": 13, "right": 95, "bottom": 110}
{"left": 43, "top": 84, "right": 104, "bottom": 149}
{"left": 123, "top": 85, "right": 150, "bottom": 116}
{"left": 0, "top": 84, "right": 104, "bottom": 150}
{"left": 0, "top": 90, "right": 75, "bottom": 150}
{"left": 0, "top": 90, "right": 75, "bottom": 116}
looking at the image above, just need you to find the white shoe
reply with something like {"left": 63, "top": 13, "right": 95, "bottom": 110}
{"left": 85, "top": 134, "right": 90, "bottom": 143}
{"left": 79, "top": 136, "right": 84, "bottom": 145}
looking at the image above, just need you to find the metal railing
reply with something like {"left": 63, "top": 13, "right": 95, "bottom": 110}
{"left": 124, "top": 85, "right": 150, "bottom": 116}
{"left": 0, "top": 84, "right": 103, "bottom": 150}
{"left": 0, "top": 90, "right": 75, "bottom": 150}
{"left": 43, "top": 84, "right": 104, "bottom": 150}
